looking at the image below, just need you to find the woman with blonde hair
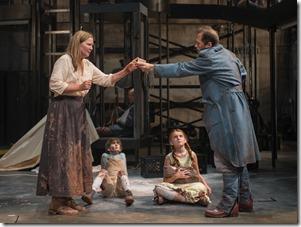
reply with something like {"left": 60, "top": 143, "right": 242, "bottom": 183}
{"left": 36, "top": 30, "right": 139, "bottom": 215}
{"left": 153, "top": 128, "right": 212, "bottom": 206}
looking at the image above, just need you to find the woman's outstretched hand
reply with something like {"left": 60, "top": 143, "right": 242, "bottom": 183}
{"left": 124, "top": 59, "right": 137, "bottom": 74}
{"left": 124, "top": 57, "right": 154, "bottom": 73}
{"left": 124, "top": 57, "right": 145, "bottom": 74}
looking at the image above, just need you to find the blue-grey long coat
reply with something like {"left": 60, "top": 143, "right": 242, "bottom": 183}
{"left": 154, "top": 44, "right": 260, "bottom": 167}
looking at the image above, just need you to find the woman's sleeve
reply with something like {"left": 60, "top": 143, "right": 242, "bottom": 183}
{"left": 49, "top": 57, "right": 69, "bottom": 95}
{"left": 90, "top": 63, "right": 115, "bottom": 87}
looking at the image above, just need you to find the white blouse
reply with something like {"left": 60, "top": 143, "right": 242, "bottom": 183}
{"left": 49, "top": 54, "right": 115, "bottom": 97}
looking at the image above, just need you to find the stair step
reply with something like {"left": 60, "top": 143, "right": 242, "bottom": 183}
{"left": 44, "top": 9, "right": 70, "bottom": 13}
{"left": 45, "top": 30, "right": 71, "bottom": 35}
{"left": 44, "top": 52, "right": 65, "bottom": 56}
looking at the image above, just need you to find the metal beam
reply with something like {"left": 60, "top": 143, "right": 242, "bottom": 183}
{"left": 168, "top": 1, "right": 296, "bottom": 30}
{"left": 70, "top": 0, "right": 80, "bottom": 34}
{"left": 267, "top": 0, "right": 297, "bottom": 29}
{"left": 80, "top": 2, "right": 148, "bottom": 16}
{"left": 0, "top": 4, "right": 31, "bottom": 21}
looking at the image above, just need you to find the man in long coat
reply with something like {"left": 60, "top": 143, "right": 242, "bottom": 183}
{"left": 136, "top": 25, "right": 260, "bottom": 218}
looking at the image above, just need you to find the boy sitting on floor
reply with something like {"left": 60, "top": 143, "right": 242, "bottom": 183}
{"left": 82, "top": 138, "right": 134, "bottom": 206}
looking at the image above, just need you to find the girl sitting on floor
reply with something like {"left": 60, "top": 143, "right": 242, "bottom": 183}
{"left": 153, "top": 128, "right": 212, "bottom": 206}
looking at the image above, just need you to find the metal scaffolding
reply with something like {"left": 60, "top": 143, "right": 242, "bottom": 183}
{"left": 81, "top": 1, "right": 149, "bottom": 164}
{"left": 0, "top": 0, "right": 297, "bottom": 168}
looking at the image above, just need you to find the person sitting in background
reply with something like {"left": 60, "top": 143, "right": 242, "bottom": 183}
{"left": 96, "top": 88, "right": 134, "bottom": 137}
{"left": 237, "top": 0, "right": 265, "bottom": 8}
{"left": 82, "top": 137, "right": 134, "bottom": 206}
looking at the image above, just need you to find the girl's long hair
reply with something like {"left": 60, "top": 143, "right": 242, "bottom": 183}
{"left": 169, "top": 128, "right": 194, "bottom": 167}
{"left": 66, "top": 30, "right": 93, "bottom": 72}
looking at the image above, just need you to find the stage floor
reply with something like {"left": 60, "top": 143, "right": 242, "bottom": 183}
{"left": 0, "top": 142, "right": 298, "bottom": 224}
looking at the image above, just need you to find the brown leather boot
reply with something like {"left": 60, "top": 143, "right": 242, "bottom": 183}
{"left": 124, "top": 190, "right": 134, "bottom": 206}
{"left": 48, "top": 197, "right": 79, "bottom": 215}
{"left": 81, "top": 190, "right": 95, "bottom": 205}
{"left": 205, "top": 202, "right": 239, "bottom": 218}
{"left": 65, "top": 197, "right": 86, "bottom": 211}
{"left": 239, "top": 196, "right": 253, "bottom": 212}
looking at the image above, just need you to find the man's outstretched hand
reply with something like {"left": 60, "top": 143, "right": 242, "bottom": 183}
{"left": 135, "top": 58, "right": 154, "bottom": 73}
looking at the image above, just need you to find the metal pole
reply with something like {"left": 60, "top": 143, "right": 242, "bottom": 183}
{"left": 158, "top": 11, "right": 163, "bottom": 155}
{"left": 226, "top": 0, "right": 231, "bottom": 49}
{"left": 253, "top": 28, "right": 258, "bottom": 133}
{"left": 31, "top": 0, "right": 39, "bottom": 122}
{"left": 242, "top": 25, "right": 246, "bottom": 92}
{"left": 132, "top": 11, "right": 142, "bottom": 163}
{"left": 144, "top": 14, "right": 150, "bottom": 139}
{"left": 269, "top": 27, "right": 277, "bottom": 168}
{"left": 36, "top": 0, "right": 41, "bottom": 119}
{"left": 248, "top": 25, "right": 253, "bottom": 98}
{"left": 99, "top": 16, "right": 105, "bottom": 126}
{"left": 166, "top": 12, "right": 170, "bottom": 130}
{"left": 231, "top": 23, "right": 235, "bottom": 52}
{"left": 254, "top": 28, "right": 257, "bottom": 100}
{"left": 70, "top": 0, "right": 80, "bottom": 34}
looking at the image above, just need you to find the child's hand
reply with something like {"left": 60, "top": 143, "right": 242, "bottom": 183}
{"left": 176, "top": 168, "right": 190, "bottom": 179}
{"left": 98, "top": 169, "right": 108, "bottom": 177}
{"left": 206, "top": 185, "right": 212, "bottom": 195}
{"left": 164, "top": 166, "right": 177, "bottom": 177}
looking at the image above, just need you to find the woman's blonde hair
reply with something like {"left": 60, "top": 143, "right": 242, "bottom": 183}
{"left": 66, "top": 30, "right": 94, "bottom": 72}
{"left": 169, "top": 128, "right": 194, "bottom": 166}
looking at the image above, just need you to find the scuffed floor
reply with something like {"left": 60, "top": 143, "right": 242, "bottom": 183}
{"left": 0, "top": 148, "right": 298, "bottom": 224}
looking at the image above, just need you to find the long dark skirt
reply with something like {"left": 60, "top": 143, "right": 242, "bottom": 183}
{"left": 36, "top": 96, "right": 93, "bottom": 197}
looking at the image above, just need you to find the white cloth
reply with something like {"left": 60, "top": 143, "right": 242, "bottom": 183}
{"left": 120, "top": 175, "right": 131, "bottom": 191}
{"left": 92, "top": 175, "right": 104, "bottom": 192}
